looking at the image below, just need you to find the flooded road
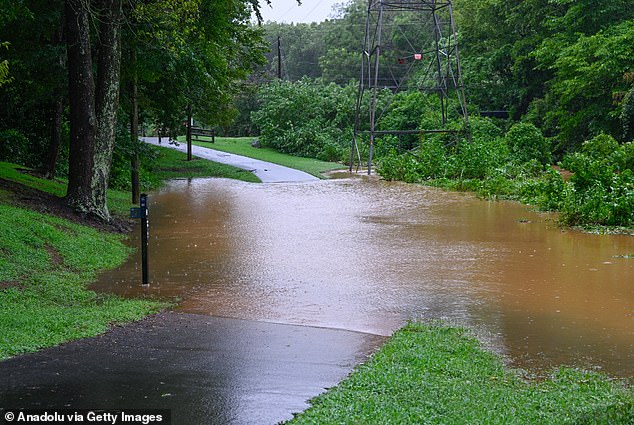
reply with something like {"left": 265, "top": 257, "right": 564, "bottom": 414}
{"left": 93, "top": 176, "right": 634, "bottom": 378}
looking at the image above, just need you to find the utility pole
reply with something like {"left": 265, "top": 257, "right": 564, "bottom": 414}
{"left": 277, "top": 36, "right": 282, "bottom": 79}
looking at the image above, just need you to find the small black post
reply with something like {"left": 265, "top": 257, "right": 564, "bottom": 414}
{"left": 130, "top": 194, "right": 150, "bottom": 286}
{"left": 140, "top": 193, "right": 149, "bottom": 285}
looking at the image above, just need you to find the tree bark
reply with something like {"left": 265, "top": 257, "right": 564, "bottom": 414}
{"left": 93, "top": 0, "right": 123, "bottom": 220}
{"left": 65, "top": 0, "right": 123, "bottom": 221}
{"left": 65, "top": 0, "right": 98, "bottom": 214}
{"left": 130, "top": 47, "right": 140, "bottom": 204}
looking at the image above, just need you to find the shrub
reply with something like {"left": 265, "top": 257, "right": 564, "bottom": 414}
{"left": 453, "top": 136, "right": 509, "bottom": 179}
{"left": 517, "top": 168, "right": 566, "bottom": 211}
{"left": 559, "top": 137, "right": 634, "bottom": 226}
{"left": 581, "top": 133, "right": 620, "bottom": 160}
{"left": 447, "top": 117, "right": 508, "bottom": 179}
{"left": 251, "top": 78, "right": 356, "bottom": 160}
{"left": 0, "top": 129, "right": 30, "bottom": 164}
{"left": 505, "top": 122, "right": 551, "bottom": 165}
{"left": 377, "top": 150, "right": 423, "bottom": 183}
{"left": 621, "top": 86, "right": 634, "bottom": 142}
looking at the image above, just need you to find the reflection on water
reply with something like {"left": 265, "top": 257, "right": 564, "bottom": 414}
{"left": 92, "top": 177, "right": 634, "bottom": 377}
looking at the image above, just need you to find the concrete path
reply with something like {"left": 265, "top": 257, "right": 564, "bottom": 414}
{"left": 143, "top": 137, "right": 319, "bottom": 183}
{"left": 0, "top": 313, "right": 384, "bottom": 424}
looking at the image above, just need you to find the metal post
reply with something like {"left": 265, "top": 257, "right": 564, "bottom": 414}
{"left": 140, "top": 193, "right": 149, "bottom": 286}
{"left": 186, "top": 104, "right": 192, "bottom": 161}
{"left": 277, "top": 36, "right": 282, "bottom": 79}
{"left": 368, "top": 1, "right": 384, "bottom": 175}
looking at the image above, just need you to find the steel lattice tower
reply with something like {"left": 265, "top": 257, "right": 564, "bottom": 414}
{"left": 350, "top": 0, "right": 469, "bottom": 173}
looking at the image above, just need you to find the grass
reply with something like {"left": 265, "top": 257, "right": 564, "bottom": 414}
{"left": 0, "top": 161, "right": 67, "bottom": 197}
{"left": 0, "top": 204, "right": 165, "bottom": 359}
{"left": 287, "top": 322, "right": 634, "bottom": 425}
{"left": 148, "top": 144, "right": 260, "bottom": 184}
{"left": 178, "top": 135, "right": 346, "bottom": 178}
{"left": 0, "top": 147, "right": 259, "bottom": 360}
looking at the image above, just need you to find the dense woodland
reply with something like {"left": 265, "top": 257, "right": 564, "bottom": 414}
{"left": 1, "top": 0, "right": 633, "bottom": 226}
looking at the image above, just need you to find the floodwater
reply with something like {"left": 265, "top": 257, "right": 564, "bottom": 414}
{"left": 92, "top": 176, "right": 634, "bottom": 378}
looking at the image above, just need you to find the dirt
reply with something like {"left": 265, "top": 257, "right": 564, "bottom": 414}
{"left": 0, "top": 176, "right": 132, "bottom": 233}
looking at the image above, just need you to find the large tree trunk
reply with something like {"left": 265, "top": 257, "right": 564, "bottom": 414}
{"left": 65, "top": 0, "right": 122, "bottom": 221}
{"left": 93, "top": 0, "right": 123, "bottom": 219}
{"left": 130, "top": 47, "right": 140, "bottom": 204}
{"left": 65, "top": 0, "right": 98, "bottom": 215}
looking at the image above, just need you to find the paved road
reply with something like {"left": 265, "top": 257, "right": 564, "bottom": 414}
{"left": 0, "top": 313, "right": 384, "bottom": 424}
{"left": 143, "top": 137, "right": 319, "bottom": 183}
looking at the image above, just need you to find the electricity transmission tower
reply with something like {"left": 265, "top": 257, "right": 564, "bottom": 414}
{"left": 350, "top": 0, "right": 469, "bottom": 174}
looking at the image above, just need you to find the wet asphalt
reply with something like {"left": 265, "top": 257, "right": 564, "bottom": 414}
{"left": 0, "top": 313, "right": 385, "bottom": 424}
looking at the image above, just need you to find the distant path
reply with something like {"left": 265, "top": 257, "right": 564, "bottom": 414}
{"left": 142, "top": 137, "right": 319, "bottom": 183}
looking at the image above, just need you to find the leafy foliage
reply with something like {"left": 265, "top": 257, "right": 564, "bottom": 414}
{"left": 558, "top": 135, "right": 634, "bottom": 226}
{"left": 622, "top": 86, "right": 634, "bottom": 142}
{"left": 251, "top": 78, "right": 357, "bottom": 161}
{"left": 505, "top": 122, "right": 551, "bottom": 165}
{"left": 534, "top": 20, "right": 634, "bottom": 149}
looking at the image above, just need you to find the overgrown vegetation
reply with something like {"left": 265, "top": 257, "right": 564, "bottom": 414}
{"left": 287, "top": 322, "right": 634, "bottom": 425}
{"left": 377, "top": 119, "right": 634, "bottom": 228}
{"left": 251, "top": 78, "right": 357, "bottom": 162}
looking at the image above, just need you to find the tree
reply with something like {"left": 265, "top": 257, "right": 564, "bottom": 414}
{"left": 0, "top": 42, "right": 9, "bottom": 87}
{"left": 534, "top": 20, "right": 634, "bottom": 150}
{"left": 0, "top": 0, "right": 67, "bottom": 175}
{"left": 64, "top": 0, "right": 123, "bottom": 221}
{"left": 64, "top": 0, "right": 267, "bottom": 220}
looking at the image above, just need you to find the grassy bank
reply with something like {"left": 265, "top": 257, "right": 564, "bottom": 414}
{"left": 287, "top": 322, "right": 633, "bottom": 424}
{"left": 143, "top": 144, "right": 260, "bottom": 185}
{"left": 0, "top": 203, "right": 163, "bottom": 358}
{"left": 178, "top": 135, "right": 346, "bottom": 178}
{"left": 0, "top": 146, "right": 256, "bottom": 359}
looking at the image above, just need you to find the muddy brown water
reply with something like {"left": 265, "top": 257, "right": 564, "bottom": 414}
{"left": 92, "top": 176, "right": 634, "bottom": 378}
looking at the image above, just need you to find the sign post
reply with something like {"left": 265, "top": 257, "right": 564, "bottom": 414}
{"left": 130, "top": 193, "right": 149, "bottom": 286}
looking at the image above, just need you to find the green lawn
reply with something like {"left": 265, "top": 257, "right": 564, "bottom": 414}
{"left": 178, "top": 135, "right": 346, "bottom": 178}
{"left": 288, "top": 322, "right": 634, "bottom": 424}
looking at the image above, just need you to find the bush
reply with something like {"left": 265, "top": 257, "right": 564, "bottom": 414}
{"left": 453, "top": 136, "right": 509, "bottom": 179}
{"left": 558, "top": 137, "right": 634, "bottom": 226}
{"left": 516, "top": 168, "right": 566, "bottom": 211}
{"left": 621, "top": 86, "right": 634, "bottom": 142}
{"left": 0, "top": 129, "right": 30, "bottom": 164}
{"left": 505, "top": 122, "right": 551, "bottom": 165}
{"left": 581, "top": 133, "right": 620, "bottom": 160}
{"left": 377, "top": 150, "right": 423, "bottom": 183}
{"left": 251, "top": 78, "right": 356, "bottom": 160}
